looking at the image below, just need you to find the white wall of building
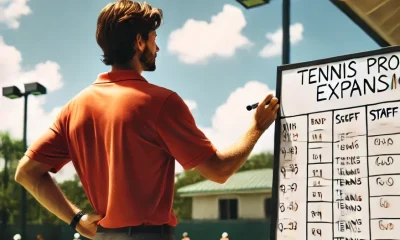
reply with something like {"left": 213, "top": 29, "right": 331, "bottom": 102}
{"left": 191, "top": 192, "right": 272, "bottom": 220}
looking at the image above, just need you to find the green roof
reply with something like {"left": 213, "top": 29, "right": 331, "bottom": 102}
{"left": 177, "top": 168, "right": 273, "bottom": 197}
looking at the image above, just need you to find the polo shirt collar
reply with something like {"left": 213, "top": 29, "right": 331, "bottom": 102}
{"left": 95, "top": 70, "right": 148, "bottom": 84}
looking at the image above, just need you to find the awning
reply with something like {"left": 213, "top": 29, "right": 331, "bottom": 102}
{"left": 331, "top": 0, "right": 399, "bottom": 46}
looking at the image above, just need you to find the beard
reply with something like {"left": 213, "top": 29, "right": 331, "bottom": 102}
{"left": 140, "top": 45, "right": 156, "bottom": 71}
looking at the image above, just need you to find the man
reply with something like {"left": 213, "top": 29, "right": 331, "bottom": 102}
{"left": 13, "top": 234, "right": 21, "bottom": 240}
{"left": 73, "top": 233, "right": 81, "bottom": 240}
{"left": 220, "top": 232, "right": 229, "bottom": 240}
{"left": 36, "top": 234, "right": 45, "bottom": 240}
{"left": 181, "top": 232, "right": 190, "bottom": 240}
{"left": 14, "top": 1, "right": 279, "bottom": 240}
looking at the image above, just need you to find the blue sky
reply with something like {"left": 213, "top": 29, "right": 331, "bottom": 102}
{"left": 0, "top": 0, "right": 379, "bottom": 182}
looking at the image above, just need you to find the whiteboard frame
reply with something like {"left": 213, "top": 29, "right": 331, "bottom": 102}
{"left": 270, "top": 45, "right": 400, "bottom": 240}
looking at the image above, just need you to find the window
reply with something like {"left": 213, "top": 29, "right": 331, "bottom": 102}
{"left": 264, "top": 198, "right": 272, "bottom": 218}
{"left": 219, "top": 199, "right": 238, "bottom": 220}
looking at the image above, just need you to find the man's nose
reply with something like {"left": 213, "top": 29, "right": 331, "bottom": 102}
{"left": 156, "top": 45, "right": 160, "bottom": 52}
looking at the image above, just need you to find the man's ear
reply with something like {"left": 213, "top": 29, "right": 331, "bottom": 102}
{"left": 135, "top": 33, "right": 145, "bottom": 53}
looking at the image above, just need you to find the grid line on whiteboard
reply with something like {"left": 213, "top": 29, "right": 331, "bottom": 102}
{"left": 365, "top": 105, "right": 372, "bottom": 240}
{"left": 306, "top": 113, "right": 309, "bottom": 240}
{"left": 331, "top": 109, "right": 334, "bottom": 240}
{"left": 280, "top": 99, "right": 400, "bottom": 119}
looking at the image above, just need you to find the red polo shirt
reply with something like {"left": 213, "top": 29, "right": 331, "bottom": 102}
{"left": 25, "top": 70, "right": 217, "bottom": 228}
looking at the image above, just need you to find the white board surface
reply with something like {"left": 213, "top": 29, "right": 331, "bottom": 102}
{"left": 274, "top": 47, "right": 400, "bottom": 240}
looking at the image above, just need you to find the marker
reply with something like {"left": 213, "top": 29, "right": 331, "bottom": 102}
{"left": 246, "top": 100, "right": 271, "bottom": 111}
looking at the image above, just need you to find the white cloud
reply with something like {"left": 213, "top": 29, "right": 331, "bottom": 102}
{"left": 0, "top": 36, "right": 68, "bottom": 181}
{"left": 167, "top": 4, "right": 252, "bottom": 64}
{"left": 184, "top": 99, "right": 197, "bottom": 111}
{"left": 259, "top": 22, "right": 304, "bottom": 58}
{"left": 175, "top": 81, "right": 276, "bottom": 173}
{"left": 202, "top": 81, "right": 276, "bottom": 154}
{"left": 0, "top": 0, "right": 31, "bottom": 29}
{"left": 53, "top": 163, "right": 76, "bottom": 183}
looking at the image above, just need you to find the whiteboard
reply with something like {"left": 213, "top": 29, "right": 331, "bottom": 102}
{"left": 271, "top": 46, "right": 400, "bottom": 240}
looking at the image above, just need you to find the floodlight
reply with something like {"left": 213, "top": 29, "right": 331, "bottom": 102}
{"left": 236, "top": 0, "right": 270, "bottom": 9}
{"left": 24, "top": 82, "right": 47, "bottom": 96}
{"left": 2, "top": 86, "right": 23, "bottom": 99}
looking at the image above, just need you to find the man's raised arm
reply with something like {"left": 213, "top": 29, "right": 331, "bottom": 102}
{"left": 195, "top": 94, "right": 279, "bottom": 183}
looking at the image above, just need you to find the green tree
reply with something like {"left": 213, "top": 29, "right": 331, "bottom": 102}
{"left": 0, "top": 132, "right": 24, "bottom": 188}
{"left": 0, "top": 168, "right": 20, "bottom": 224}
{"left": 0, "top": 132, "right": 24, "bottom": 230}
{"left": 59, "top": 174, "right": 93, "bottom": 215}
{"left": 238, "top": 152, "right": 274, "bottom": 172}
{"left": 173, "top": 151, "right": 274, "bottom": 220}
{"left": 25, "top": 174, "right": 93, "bottom": 225}
{"left": 0, "top": 132, "right": 55, "bottom": 225}
{"left": 0, "top": 131, "right": 93, "bottom": 226}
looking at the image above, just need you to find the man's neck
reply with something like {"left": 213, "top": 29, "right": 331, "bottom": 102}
{"left": 111, "top": 62, "right": 142, "bottom": 75}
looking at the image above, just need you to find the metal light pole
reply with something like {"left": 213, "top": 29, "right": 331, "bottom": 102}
{"left": 235, "top": 0, "right": 291, "bottom": 238}
{"left": 2, "top": 82, "right": 47, "bottom": 239}
{"left": 282, "top": 0, "right": 290, "bottom": 64}
{"left": 1, "top": 134, "right": 10, "bottom": 239}
{"left": 236, "top": 0, "right": 291, "bottom": 64}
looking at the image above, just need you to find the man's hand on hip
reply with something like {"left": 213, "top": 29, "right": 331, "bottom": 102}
{"left": 76, "top": 214, "right": 102, "bottom": 239}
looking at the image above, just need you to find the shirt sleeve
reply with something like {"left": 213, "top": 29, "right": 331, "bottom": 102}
{"left": 24, "top": 107, "right": 71, "bottom": 173}
{"left": 156, "top": 92, "right": 217, "bottom": 170}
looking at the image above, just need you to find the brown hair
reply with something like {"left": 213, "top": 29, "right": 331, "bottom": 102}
{"left": 96, "top": 0, "right": 163, "bottom": 66}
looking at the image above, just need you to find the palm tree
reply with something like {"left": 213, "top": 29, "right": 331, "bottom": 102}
{"left": 0, "top": 132, "right": 23, "bottom": 187}
{"left": 0, "top": 132, "right": 24, "bottom": 238}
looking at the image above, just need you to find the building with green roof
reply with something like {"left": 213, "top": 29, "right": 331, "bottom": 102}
{"left": 177, "top": 168, "right": 274, "bottom": 220}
